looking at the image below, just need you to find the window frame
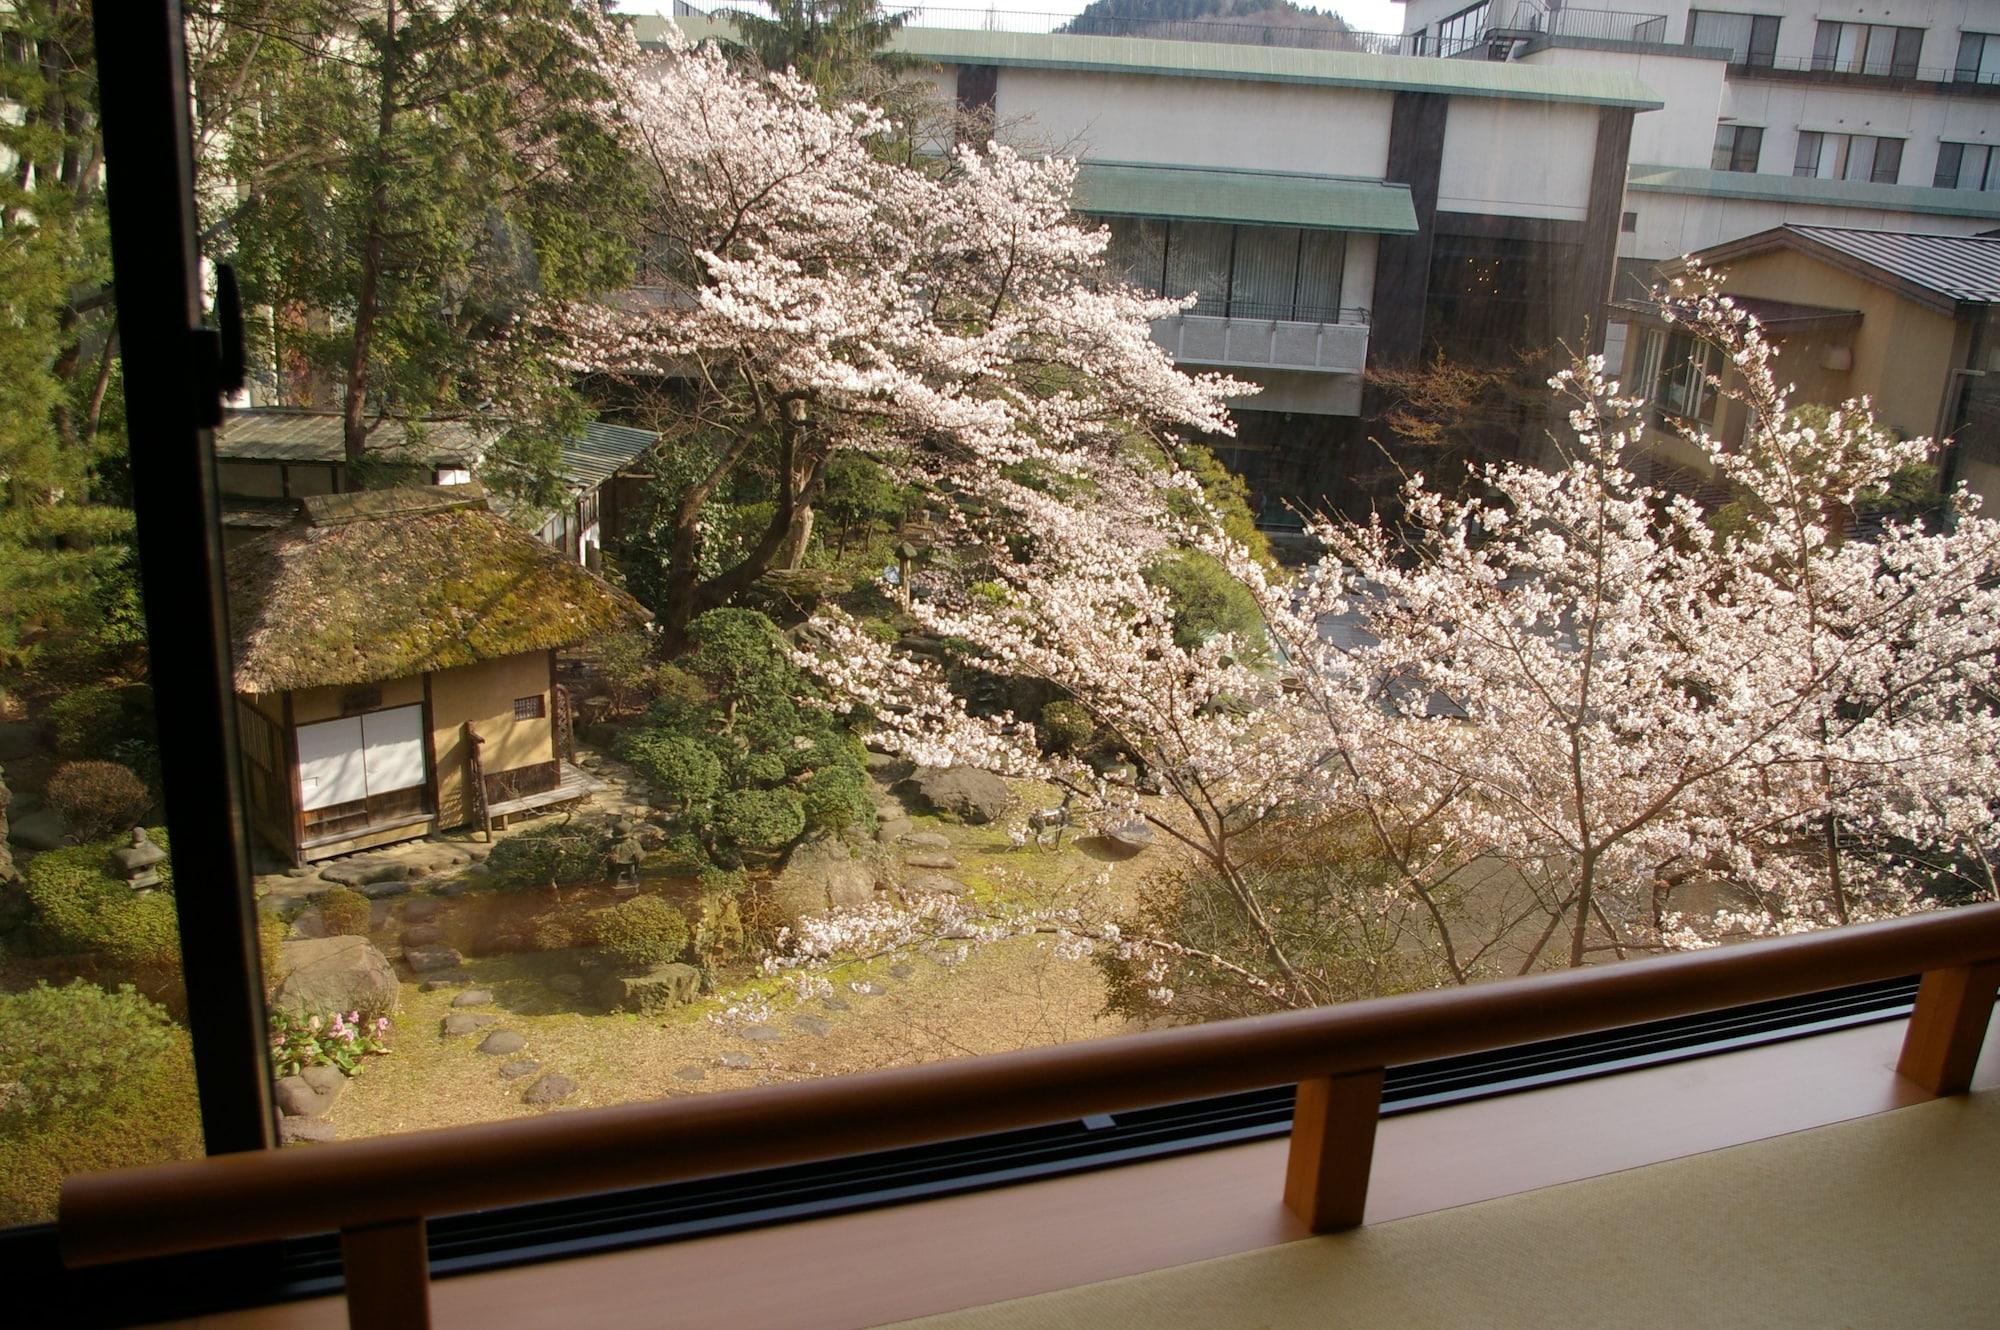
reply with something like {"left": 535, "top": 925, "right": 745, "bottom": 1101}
{"left": 1685, "top": 9, "right": 1779, "bottom": 67}
{"left": 1812, "top": 20, "right": 1924, "bottom": 78}
{"left": 1711, "top": 123, "right": 1763, "bottom": 173}
{"left": 35, "top": 10, "right": 1979, "bottom": 1321}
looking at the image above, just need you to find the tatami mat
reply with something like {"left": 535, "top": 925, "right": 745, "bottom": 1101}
{"left": 884, "top": 1089, "right": 2000, "bottom": 1329}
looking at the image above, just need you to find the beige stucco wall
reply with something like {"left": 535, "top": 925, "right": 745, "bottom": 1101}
{"left": 429, "top": 652, "right": 555, "bottom": 828}
{"left": 288, "top": 675, "right": 424, "bottom": 726}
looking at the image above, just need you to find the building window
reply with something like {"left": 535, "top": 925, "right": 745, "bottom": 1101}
{"left": 434, "top": 466, "right": 472, "bottom": 485}
{"left": 1436, "top": 2, "right": 1490, "bottom": 57}
{"left": 1793, "top": 131, "right": 1903, "bottom": 184}
{"left": 1812, "top": 21, "right": 1923, "bottom": 78}
{"left": 514, "top": 694, "right": 546, "bottom": 720}
{"left": 1936, "top": 142, "right": 2000, "bottom": 191}
{"left": 1621, "top": 210, "right": 1638, "bottom": 233}
{"left": 1104, "top": 217, "right": 1345, "bottom": 324}
{"left": 1644, "top": 327, "right": 1719, "bottom": 422}
{"left": 1711, "top": 124, "right": 1763, "bottom": 173}
{"left": 1686, "top": 10, "right": 1779, "bottom": 66}
{"left": 1956, "top": 33, "right": 2000, "bottom": 85}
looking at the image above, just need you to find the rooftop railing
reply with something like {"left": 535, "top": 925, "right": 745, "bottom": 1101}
{"left": 1491, "top": 3, "right": 1668, "bottom": 46}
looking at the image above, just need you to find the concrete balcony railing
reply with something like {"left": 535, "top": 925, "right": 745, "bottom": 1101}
{"left": 1152, "top": 313, "right": 1370, "bottom": 374}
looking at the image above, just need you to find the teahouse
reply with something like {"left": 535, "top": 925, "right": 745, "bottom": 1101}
{"left": 227, "top": 484, "right": 647, "bottom": 864}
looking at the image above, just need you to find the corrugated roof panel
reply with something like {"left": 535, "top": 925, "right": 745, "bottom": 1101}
{"left": 1076, "top": 162, "right": 1418, "bottom": 233}
{"left": 564, "top": 421, "right": 660, "bottom": 489}
{"left": 1786, "top": 226, "right": 2000, "bottom": 306}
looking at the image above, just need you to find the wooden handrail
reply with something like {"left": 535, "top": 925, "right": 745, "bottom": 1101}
{"left": 60, "top": 904, "right": 2000, "bottom": 1327}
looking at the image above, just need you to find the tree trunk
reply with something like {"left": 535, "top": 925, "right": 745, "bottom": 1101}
{"left": 1567, "top": 853, "right": 1596, "bottom": 968}
{"left": 779, "top": 502, "right": 815, "bottom": 570}
{"left": 343, "top": 1, "right": 399, "bottom": 465}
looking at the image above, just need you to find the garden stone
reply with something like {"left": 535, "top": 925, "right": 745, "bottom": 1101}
{"left": 441, "top": 1013, "right": 496, "bottom": 1036}
{"left": 889, "top": 962, "right": 914, "bottom": 980}
{"left": 740, "top": 1024, "right": 784, "bottom": 1044}
{"left": 523, "top": 1073, "right": 576, "bottom": 1106}
{"left": 672, "top": 1065, "right": 706, "bottom": 1082}
{"left": 402, "top": 898, "right": 441, "bottom": 924}
{"left": 273, "top": 936, "right": 399, "bottom": 1018}
{"left": 821, "top": 996, "right": 850, "bottom": 1012}
{"left": 902, "top": 767, "right": 1010, "bottom": 825}
{"left": 404, "top": 944, "right": 462, "bottom": 974}
{"left": 903, "top": 852, "right": 959, "bottom": 870}
{"left": 717, "top": 1051, "right": 756, "bottom": 1069}
{"left": 320, "top": 858, "right": 410, "bottom": 889}
{"left": 852, "top": 981, "right": 886, "bottom": 997}
{"left": 874, "top": 817, "right": 914, "bottom": 844}
{"left": 450, "top": 989, "right": 494, "bottom": 1008}
{"left": 354, "top": 877, "right": 412, "bottom": 900}
{"left": 900, "top": 831, "right": 951, "bottom": 851}
{"left": 596, "top": 962, "right": 701, "bottom": 1015}
{"left": 791, "top": 1015, "right": 832, "bottom": 1037}
{"left": 274, "top": 1074, "right": 338, "bottom": 1120}
{"left": 401, "top": 923, "right": 445, "bottom": 948}
{"left": 499, "top": 1059, "right": 541, "bottom": 1080}
{"left": 300, "top": 1065, "right": 346, "bottom": 1098}
{"left": 420, "top": 976, "right": 465, "bottom": 992}
{"left": 437, "top": 878, "right": 474, "bottom": 895}
{"left": 8, "top": 806, "right": 69, "bottom": 851}
{"left": 903, "top": 872, "right": 968, "bottom": 897}
{"left": 768, "top": 836, "right": 876, "bottom": 927}
{"left": 289, "top": 908, "right": 328, "bottom": 940}
{"left": 284, "top": 865, "right": 321, "bottom": 879}
{"left": 278, "top": 1117, "right": 337, "bottom": 1145}
{"left": 478, "top": 1030, "right": 527, "bottom": 1056}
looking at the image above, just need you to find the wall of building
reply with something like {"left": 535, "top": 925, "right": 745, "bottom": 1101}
{"left": 1519, "top": 45, "right": 1727, "bottom": 167}
{"left": 429, "top": 654, "right": 556, "bottom": 829}
{"left": 1437, "top": 96, "right": 1601, "bottom": 219}
{"left": 991, "top": 68, "right": 1395, "bottom": 176}
{"left": 1625, "top": 189, "right": 1997, "bottom": 267}
{"left": 287, "top": 675, "right": 425, "bottom": 726}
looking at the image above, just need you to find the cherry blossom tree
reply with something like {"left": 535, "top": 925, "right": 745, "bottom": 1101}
{"left": 791, "top": 273, "right": 2000, "bottom": 1014}
{"left": 526, "top": 27, "right": 1243, "bottom": 648}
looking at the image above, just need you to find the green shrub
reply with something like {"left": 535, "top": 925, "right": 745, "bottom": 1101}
{"left": 801, "top": 762, "right": 874, "bottom": 836}
{"left": 712, "top": 788, "right": 806, "bottom": 854}
{"left": 46, "top": 760, "right": 152, "bottom": 841}
{"left": 21, "top": 830, "right": 180, "bottom": 982}
{"left": 597, "top": 895, "right": 691, "bottom": 968}
{"left": 532, "top": 910, "right": 602, "bottom": 952}
{"left": 317, "top": 887, "right": 371, "bottom": 937}
{"left": 0, "top": 980, "right": 201, "bottom": 1225}
{"left": 45, "top": 682, "right": 155, "bottom": 760}
{"left": 622, "top": 732, "right": 722, "bottom": 813}
{"left": 684, "top": 609, "right": 795, "bottom": 717}
{"left": 733, "top": 750, "right": 788, "bottom": 786}
{"left": 487, "top": 821, "right": 605, "bottom": 886}
{"left": 1039, "top": 701, "right": 1097, "bottom": 756}
{"left": 1144, "top": 551, "right": 1269, "bottom": 660}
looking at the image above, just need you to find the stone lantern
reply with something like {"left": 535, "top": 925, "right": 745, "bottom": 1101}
{"left": 111, "top": 826, "right": 167, "bottom": 891}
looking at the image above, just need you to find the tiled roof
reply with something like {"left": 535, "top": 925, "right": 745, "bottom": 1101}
{"left": 1076, "top": 161, "right": 1418, "bottom": 233}
{"left": 1784, "top": 226, "right": 2000, "bottom": 306}
{"left": 217, "top": 410, "right": 659, "bottom": 491}
{"left": 562, "top": 421, "right": 658, "bottom": 491}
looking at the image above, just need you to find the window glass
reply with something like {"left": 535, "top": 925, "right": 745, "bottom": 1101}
{"left": 1711, "top": 124, "right": 1762, "bottom": 173}
{"left": 1104, "top": 216, "right": 1168, "bottom": 295}
{"left": 1228, "top": 227, "right": 1301, "bottom": 321}
{"left": 1814, "top": 21, "right": 1923, "bottom": 77}
{"left": 1686, "top": 10, "right": 1776, "bottom": 66}
{"left": 1437, "top": 2, "right": 1490, "bottom": 57}
{"left": 1958, "top": 33, "right": 2000, "bottom": 84}
{"left": 1165, "top": 221, "right": 1234, "bottom": 317}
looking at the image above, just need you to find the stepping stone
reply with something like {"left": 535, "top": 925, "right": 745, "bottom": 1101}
{"left": 672, "top": 1065, "right": 706, "bottom": 1083}
{"left": 900, "top": 831, "right": 952, "bottom": 851}
{"left": 401, "top": 923, "right": 445, "bottom": 948}
{"left": 420, "top": 976, "right": 465, "bottom": 992}
{"left": 904, "top": 872, "right": 968, "bottom": 896}
{"left": 903, "top": 852, "right": 960, "bottom": 870}
{"left": 320, "top": 858, "right": 410, "bottom": 888}
{"left": 851, "top": 981, "right": 887, "bottom": 997}
{"left": 354, "top": 878, "right": 413, "bottom": 900}
{"left": 278, "top": 1117, "right": 337, "bottom": 1145}
{"left": 499, "top": 1059, "right": 541, "bottom": 1081}
{"left": 402, "top": 898, "right": 442, "bottom": 924}
{"left": 478, "top": 1030, "right": 527, "bottom": 1056}
{"left": 523, "top": 1073, "right": 576, "bottom": 1106}
{"left": 451, "top": 989, "right": 494, "bottom": 1007}
{"left": 821, "top": 996, "right": 850, "bottom": 1012}
{"left": 274, "top": 1073, "right": 340, "bottom": 1119}
{"left": 717, "top": 1051, "right": 756, "bottom": 1069}
{"left": 740, "top": 1025, "right": 785, "bottom": 1044}
{"left": 791, "top": 1015, "right": 832, "bottom": 1037}
{"left": 441, "top": 1013, "right": 496, "bottom": 1037}
{"left": 405, "top": 944, "right": 462, "bottom": 973}
{"left": 875, "top": 817, "right": 914, "bottom": 843}
{"left": 889, "top": 962, "right": 914, "bottom": 980}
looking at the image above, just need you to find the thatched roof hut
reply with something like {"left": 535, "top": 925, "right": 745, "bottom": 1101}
{"left": 228, "top": 484, "right": 645, "bottom": 695}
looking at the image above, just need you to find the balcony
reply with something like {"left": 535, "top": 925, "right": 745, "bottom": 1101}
{"left": 1486, "top": 3, "right": 1670, "bottom": 49}
{"left": 1153, "top": 312, "right": 1370, "bottom": 375}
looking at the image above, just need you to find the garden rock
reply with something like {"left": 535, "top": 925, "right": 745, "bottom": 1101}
{"left": 874, "top": 816, "right": 914, "bottom": 844}
{"left": 401, "top": 923, "right": 445, "bottom": 949}
{"left": 301, "top": 1065, "right": 347, "bottom": 1098}
{"left": 852, "top": 981, "right": 887, "bottom": 996}
{"left": 596, "top": 962, "right": 701, "bottom": 1015}
{"left": 768, "top": 837, "right": 876, "bottom": 926}
{"left": 903, "top": 767, "right": 1010, "bottom": 825}
{"left": 289, "top": 908, "right": 327, "bottom": 940}
{"left": 321, "top": 858, "right": 410, "bottom": 889}
{"left": 673, "top": 1065, "right": 706, "bottom": 1082}
{"left": 791, "top": 1014, "right": 832, "bottom": 1037}
{"left": 500, "top": 1059, "right": 541, "bottom": 1080}
{"left": 274, "top": 1073, "right": 340, "bottom": 1120}
{"left": 402, "top": 898, "right": 442, "bottom": 924}
{"left": 273, "top": 936, "right": 399, "bottom": 1018}
{"left": 478, "top": 1030, "right": 527, "bottom": 1056}
{"left": 902, "top": 872, "right": 968, "bottom": 897}
{"left": 450, "top": 989, "right": 494, "bottom": 1008}
{"left": 888, "top": 962, "right": 914, "bottom": 980}
{"left": 8, "top": 806, "right": 70, "bottom": 852}
{"left": 903, "top": 851, "right": 958, "bottom": 870}
{"left": 354, "top": 877, "right": 412, "bottom": 900}
{"left": 900, "top": 831, "right": 951, "bottom": 851}
{"left": 523, "top": 1073, "right": 576, "bottom": 1106}
{"left": 441, "top": 1013, "right": 496, "bottom": 1037}
{"left": 278, "top": 1117, "right": 337, "bottom": 1145}
{"left": 404, "top": 944, "right": 463, "bottom": 974}
{"left": 420, "top": 977, "right": 465, "bottom": 992}
{"left": 717, "top": 1051, "right": 756, "bottom": 1069}
{"left": 740, "top": 1024, "right": 784, "bottom": 1043}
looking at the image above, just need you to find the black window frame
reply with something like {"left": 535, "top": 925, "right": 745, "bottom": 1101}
{"left": 1812, "top": 20, "right": 1925, "bottom": 78}
{"left": 9, "top": 9, "right": 1960, "bottom": 1321}
{"left": 1685, "top": 9, "right": 1779, "bottom": 67}
{"left": 1711, "top": 123, "right": 1763, "bottom": 173}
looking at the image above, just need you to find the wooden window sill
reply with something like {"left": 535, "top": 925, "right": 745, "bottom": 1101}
{"left": 151, "top": 1008, "right": 2000, "bottom": 1330}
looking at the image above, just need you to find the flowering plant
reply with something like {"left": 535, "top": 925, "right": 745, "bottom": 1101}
{"left": 270, "top": 1009, "right": 392, "bottom": 1078}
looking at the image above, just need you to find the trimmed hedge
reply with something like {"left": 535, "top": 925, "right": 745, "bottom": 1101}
{"left": 487, "top": 821, "right": 606, "bottom": 887}
{"left": 318, "top": 886, "right": 371, "bottom": 937}
{"left": 21, "top": 829, "right": 180, "bottom": 984}
{"left": 45, "top": 761, "right": 152, "bottom": 841}
{"left": 597, "top": 895, "right": 691, "bottom": 968}
{"left": 712, "top": 788, "right": 806, "bottom": 855}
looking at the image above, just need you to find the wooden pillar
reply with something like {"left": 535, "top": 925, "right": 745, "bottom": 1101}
{"left": 1282, "top": 1067, "right": 1385, "bottom": 1233}
{"left": 1897, "top": 962, "right": 2000, "bottom": 1095}
{"left": 340, "top": 1218, "right": 431, "bottom": 1330}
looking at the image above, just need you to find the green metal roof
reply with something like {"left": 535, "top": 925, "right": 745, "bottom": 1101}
{"left": 1628, "top": 164, "right": 2000, "bottom": 221}
{"left": 1075, "top": 161, "right": 1418, "bottom": 233}
{"left": 651, "top": 17, "right": 1663, "bottom": 109}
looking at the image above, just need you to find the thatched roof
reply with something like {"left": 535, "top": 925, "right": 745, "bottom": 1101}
{"left": 228, "top": 484, "right": 647, "bottom": 694}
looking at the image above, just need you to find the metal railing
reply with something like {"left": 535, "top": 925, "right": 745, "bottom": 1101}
{"left": 1492, "top": 2, "right": 1668, "bottom": 46}
{"left": 1729, "top": 51, "right": 2000, "bottom": 90}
